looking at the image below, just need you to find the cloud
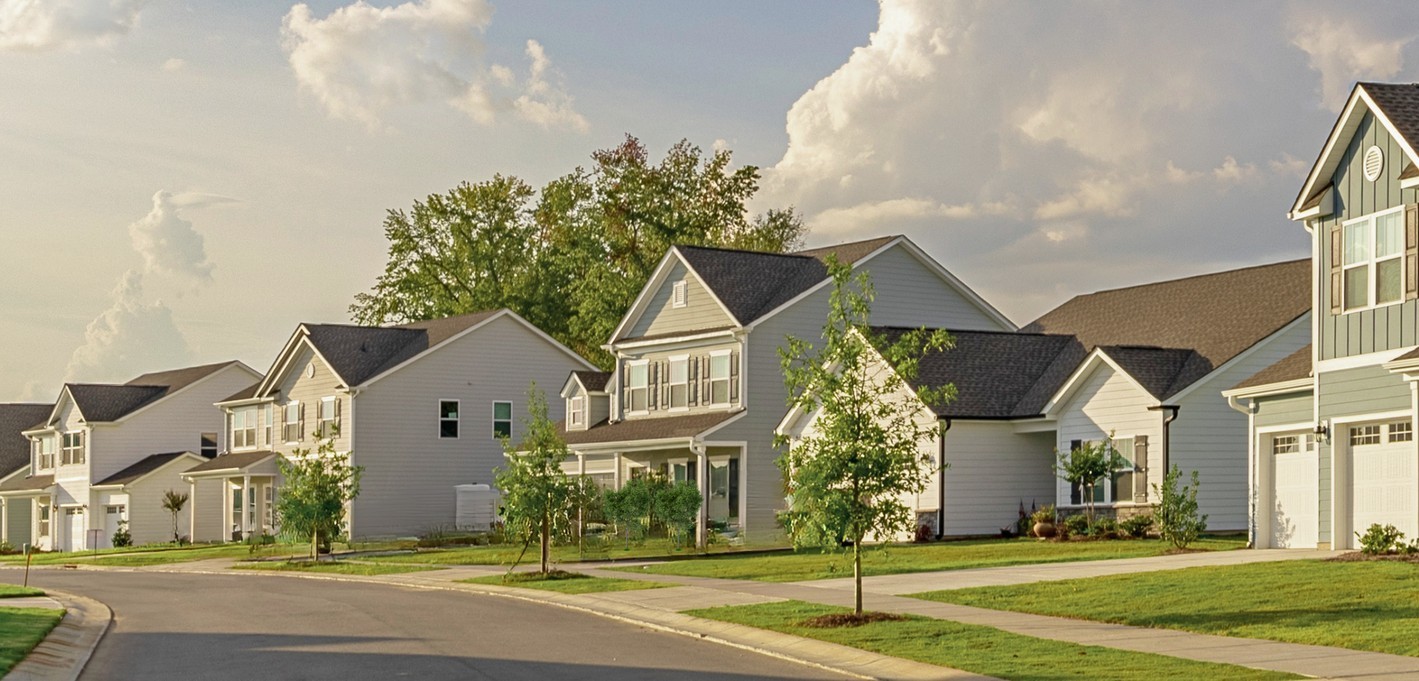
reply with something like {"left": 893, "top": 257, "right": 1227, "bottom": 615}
{"left": 162, "top": 57, "right": 184, "bottom": 72}
{"left": 813, "top": 197, "right": 1017, "bottom": 236}
{"left": 0, "top": 0, "right": 147, "bottom": 51}
{"left": 282, "top": 0, "right": 586, "bottom": 131}
{"left": 1288, "top": 7, "right": 1414, "bottom": 109}
{"left": 127, "top": 191, "right": 216, "bottom": 282}
{"left": 63, "top": 271, "right": 191, "bottom": 383}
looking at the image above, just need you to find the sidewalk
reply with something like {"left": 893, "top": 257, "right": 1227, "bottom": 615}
{"left": 6, "top": 590, "right": 111, "bottom": 681}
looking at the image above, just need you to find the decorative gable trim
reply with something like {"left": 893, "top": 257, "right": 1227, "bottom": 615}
{"left": 256, "top": 329, "right": 347, "bottom": 397}
{"left": 1292, "top": 84, "right": 1419, "bottom": 220}
{"left": 608, "top": 248, "right": 742, "bottom": 345}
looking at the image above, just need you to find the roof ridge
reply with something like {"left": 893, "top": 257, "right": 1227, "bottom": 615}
{"left": 870, "top": 325, "right": 1069, "bottom": 340}
{"left": 794, "top": 234, "right": 899, "bottom": 253}
{"left": 1066, "top": 258, "right": 1308, "bottom": 299}
{"left": 676, "top": 243, "right": 816, "bottom": 260}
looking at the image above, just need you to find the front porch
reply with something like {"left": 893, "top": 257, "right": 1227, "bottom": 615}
{"left": 0, "top": 473, "right": 55, "bottom": 551}
{"left": 183, "top": 451, "right": 280, "bottom": 542}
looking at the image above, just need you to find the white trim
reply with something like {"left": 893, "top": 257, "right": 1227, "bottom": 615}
{"left": 1401, "top": 174, "right": 1419, "bottom": 190}
{"left": 1040, "top": 349, "right": 1161, "bottom": 417}
{"left": 666, "top": 354, "right": 690, "bottom": 412}
{"left": 624, "top": 359, "right": 650, "bottom": 416}
{"left": 671, "top": 280, "right": 687, "bottom": 308}
{"left": 1317, "top": 346, "right": 1415, "bottom": 373}
{"left": 258, "top": 329, "right": 346, "bottom": 396}
{"left": 436, "top": 398, "right": 460, "bottom": 439}
{"left": 1292, "top": 84, "right": 1419, "bottom": 220}
{"left": 609, "top": 249, "right": 741, "bottom": 343}
{"left": 707, "top": 349, "right": 733, "bottom": 408}
{"left": 362, "top": 309, "right": 596, "bottom": 388}
{"left": 613, "top": 328, "right": 738, "bottom": 350}
{"left": 491, "top": 400, "right": 513, "bottom": 440}
{"left": 1256, "top": 420, "right": 1317, "bottom": 436}
{"left": 1173, "top": 314, "right": 1310, "bottom": 403}
{"left": 1221, "top": 378, "right": 1314, "bottom": 400}
{"left": 281, "top": 401, "right": 302, "bottom": 444}
{"left": 1338, "top": 206, "right": 1407, "bottom": 313}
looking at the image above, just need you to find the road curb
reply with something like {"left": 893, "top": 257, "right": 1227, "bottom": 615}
{"left": 7, "top": 590, "right": 112, "bottom": 681}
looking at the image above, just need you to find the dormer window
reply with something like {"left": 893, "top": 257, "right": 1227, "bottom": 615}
{"left": 672, "top": 280, "right": 688, "bottom": 308}
{"left": 569, "top": 396, "right": 585, "bottom": 427}
{"left": 1342, "top": 207, "right": 1405, "bottom": 311}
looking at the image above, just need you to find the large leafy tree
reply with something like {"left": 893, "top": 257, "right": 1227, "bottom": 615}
{"left": 777, "top": 259, "right": 954, "bottom": 616}
{"left": 351, "top": 136, "right": 806, "bottom": 367}
{"left": 276, "top": 435, "right": 364, "bottom": 560}
{"left": 495, "top": 385, "right": 576, "bottom": 575}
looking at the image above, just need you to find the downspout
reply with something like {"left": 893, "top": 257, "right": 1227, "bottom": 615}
{"left": 1149, "top": 405, "right": 1181, "bottom": 475}
{"left": 936, "top": 418, "right": 951, "bottom": 540}
{"left": 1227, "top": 394, "right": 1259, "bottom": 548}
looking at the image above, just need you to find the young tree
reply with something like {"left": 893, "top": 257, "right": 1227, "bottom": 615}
{"left": 777, "top": 259, "right": 954, "bottom": 616}
{"left": 161, "top": 489, "right": 188, "bottom": 544}
{"left": 276, "top": 435, "right": 364, "bottom": 560}
{"left": 1154, "top": 465, "right": 1208, "bottom": 549}
{"left": 1055, "top": 437, "right": 1131, "bottom": 527}
{"left": 494, "top": 385, "right": 576, "bottom": 575}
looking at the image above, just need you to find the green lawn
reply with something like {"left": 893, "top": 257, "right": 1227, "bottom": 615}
{"left": 0, "top": 607, "right": 64, "bottom": 676}
{"left": 690, "top": 601, "right": 1297, "bottom": 681}
{"left": 231, "top": 561, "right": 442, "bottom": 576}
{"left": 918, "top": 559, "right": 1419, "bottom": 657}
{"left": 0, "top": 542, "right": 313, "bottom": 567}
{"left": 0, "top": 585, "right": 44, "bottom": 598}
{"left": 461, "top": 572, "right": 671, "bottom": 595}
{"left": 368, "top": 538, "right": 769, "bottom": 566}
{"left": 612, "top": 536, "right": 1246, "bottom": 583}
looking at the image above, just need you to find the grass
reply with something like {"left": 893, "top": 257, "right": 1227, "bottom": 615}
{"left": 690, "top": 600, "right": 1298, "bottom": 681}
{"left": 230, "top": 560, "right": 443, "bottom": 576}
{"left": 0, "top": 585, "right": 44, "bottom": 598}
{"left": 0, "top": 542, "right": 311, "bottom": 567}
{"left": 0, "top": 606, "right": 64, "bottom": 676}
{"left": 368, "top": 537, "right": 767, "bottom": 566}
{"left": 460, "top": 571, "right": 671, "bottom": 595}
{"left": 611, "top": 536, "right": 1247, "bottom": 583}
{"left": 917, "top": 559, "right": 1419, "bottom": 657}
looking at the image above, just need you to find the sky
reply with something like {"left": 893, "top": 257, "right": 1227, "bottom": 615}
{"left": 1, "top": 0, "right": 1416, "bottom": 402}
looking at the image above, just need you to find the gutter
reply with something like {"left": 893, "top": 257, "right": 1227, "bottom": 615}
{"left": 1147, "top": 405, "right": 1181, "bottom": 475}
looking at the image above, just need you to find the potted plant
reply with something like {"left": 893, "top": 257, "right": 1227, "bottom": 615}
{"left": 1030, "top": 505, "right": 1057, "bottom": 539}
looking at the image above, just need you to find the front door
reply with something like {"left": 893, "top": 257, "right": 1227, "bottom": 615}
{"left": 65, "top": 507, "right": 85, "bottom": 552}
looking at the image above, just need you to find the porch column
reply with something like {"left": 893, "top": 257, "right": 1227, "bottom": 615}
{"left": 577, "top": 453, "right": 585, "bottom": 477}
{"left": 222, "top": 482, "right": 231, "bottom": 542}
{"left": 242, "top": 474, "right": 252, "bottom": 539}
{"left": 188, "top": 479, "right": 197, "bottom": 543}
{"left": 696, "top": 449, "right": 708, "bottom": 549}
{"left": 1, "top": 499, "right": 7, "bottom": 544}
{"left": 613, "top": 453, "right": 623, "bottom": 488}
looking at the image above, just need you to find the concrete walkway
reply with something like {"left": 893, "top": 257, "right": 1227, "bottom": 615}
{"left": 6, "top": 590, "right": 111, "bottom": 681}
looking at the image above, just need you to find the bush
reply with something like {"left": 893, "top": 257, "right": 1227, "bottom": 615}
{"left": 111, "top": 521, "right": 133, "bottom": 548}
{"left": 1153, "top": 465, "right": 1207, "bottom": 549}
{"left": 1060, "top": 513, "right": 1090, "bottom": 538}
{"left": 416, "top": 525, "right": 483, "bottom": 548}
{"left": 0, "top": 541, "right": 14, "bottom": 555}
{"left": 1088, "top": 516, "right": 1119, "bottom": 538}
{"left": 1357, "top": 523, "right": 1406, "bottom": 555}
{"left": 1119, "top": 514, "right": 1154, "bottom": 538}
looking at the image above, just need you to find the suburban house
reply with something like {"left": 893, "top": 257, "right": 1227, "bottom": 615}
{"left": 779, "top": 259, "right": 1310, "bottom": 539}
{"left": 0, "top": 362, "right": 260, "bottom": 551}
{"left": 188, "top": 309, "right": 594, "bottom": 542}
{"left": 0, "top": 403, "right": 53, "bottom": 547}
{"left": 558, "top": 235, "right": 1018, "bottom": 545}
{"left": 1225, "top": 81, "right": 1419, "bottom": 550}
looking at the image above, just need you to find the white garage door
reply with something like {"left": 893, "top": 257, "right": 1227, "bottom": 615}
{"left": 1271, "top": 432, "right": 1318, "bottom": 549}
{"left": 65, "top": 508, "right": 85, "bottom": 552}
{"left": 1350, "top": 421, "right": 1418, "bottom": 540}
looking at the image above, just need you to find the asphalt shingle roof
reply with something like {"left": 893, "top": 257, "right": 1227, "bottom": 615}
{"left": 184, "top": 450, "right": 277, "bottom": 474}
{"left": 1098, "top": 346, "right": 1202, "bottom": 400}
{"left": 64, "top": 361, "right": 243, "bottom": 423}
{"left": 0, "top": 473, "right": 53, "bottom": 493}
{"left": 572, "top": 371, "right": 612, "bottom": 392}
{"left": 0, "top": 404, "right": 52, "bottom": 478}
{"left": 560, "top": 411, "right": 742, "bottom": 446}
{"left": 94, "top": 452, "right": 193, "bottom": 487}
{"left": 303, "top": 310, "right": 500, "bottom": 387}
{"left": 1232, "top": 345, "right": 1314, "bottom": 391}
{"left": 1361, "top": 82, "right": 1419, "bottom": 150}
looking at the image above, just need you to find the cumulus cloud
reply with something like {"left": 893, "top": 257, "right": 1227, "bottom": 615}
{"left": 162, "top": 57, "right": 184, "bottom": 72}
{"left": 127, "top": 191, "right": 218, "bottom": 282}
{"left": 282, "top": 0, "right": 586, "bottom": 131}
{"left": 0, "top": 0, "right": 146, "bottom": 51}
{"left": 1288, "top": 7, "right": 1414, "bottom": 108}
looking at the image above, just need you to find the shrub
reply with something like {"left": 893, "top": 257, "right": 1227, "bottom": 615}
{"left": 1153, "top": 465, "right": 1207, "bottom": 549}
{"left": 111, "top": 521, "right": 133, "bottom": 548}
{"left": 1088, "top": 516, "right": 1119, "bottom": 538}
{"left": 1061, "top": 513, "right": 1090, "bottom": 538}
{"left": 0, "top": 541, "right": 14, "bottom": 555}
{"left": 1119, "top": 514, "right": 1154, "bottom": 538}
{"left": 1357, "top": 523, "right": 1405, "bottom": 555}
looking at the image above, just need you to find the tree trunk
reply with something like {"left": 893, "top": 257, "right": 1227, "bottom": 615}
{"left": 540, "top": 514, "right": 550, "bottom": 575}
{"left": 312, "top": 528, "right": 319, "bottom": 562}
{"left": 853, "top": 534, "right": 863, "bottom": 616}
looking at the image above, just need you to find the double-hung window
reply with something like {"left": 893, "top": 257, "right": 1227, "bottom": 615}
{"left": 33, "top": 437, "right": 55, "bottom": 470}
{"left": 283, "top": 403, "right": 302, "bottom": 442}
{"left": 439, "top": 400, "right": 459, "bottom": 438}
{"left": 316, "top": 397, "right": 337, "bottom": 438}
{"left": 492, "top": 402, "right": 513, "bottom": 439}
{"left": 668, "top": 357, "right": 689, "bottom": 409}
{"left": 569, "top": 396, "right": 584, "bottom": 427}
{"left": 1343, "top": 207, "right": 1405, "bottom": 311}
{"left": 1067, "top": 438, "right": 1133, "bottom": 505}
{"left": 709, "top": 353, "right": 731, "bottom": 406}
{"left": 200, "top": 433, "right": 218, "bottom": 458}
{"left": 1109, "top": 438, "right": 1136, "bottom": 503}
{"left": 37, "top": 505, "right": 50, "bottom": 538}
{"left": 262, "top": 404, "right": 273, "bottom": 446}
{"left": 232, "top": 407, "right": 257, "bottom": 449}
{"left": 627, "top": 361, "right": 649, "bottom": 413}
{"left": 61, "top": 431, "right": 84, "bottom": 465}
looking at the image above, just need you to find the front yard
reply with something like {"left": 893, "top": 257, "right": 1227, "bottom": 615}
{"left": 0, "top": 585, "right": 64, "bottom": 675}
{"left": 917, "top": 559, "right": 1419, "bottom": 656}
{"left": 460, "top": 572, "right": 671, "bottom": 595}
{"left": 0, "top": 542, "right": 310, "bottom": 567}
{"left": 366, "top": 537, "right": 769, "bottom": 566}
{"left": 611, "top": 536, "right": 1246, "bottom": 583}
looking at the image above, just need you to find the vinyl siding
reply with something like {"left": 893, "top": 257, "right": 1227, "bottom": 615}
{"left": 52, "top": 399, "right": 89, "bottom": 510}
{"left": 350, "top": 314, "right": 589, "bottom": 538}
{"left": 942, "top": 423, "right": 1055, "bottom": 537}
{"left": 119, "top": 457, "right": 204, "bottom": 545}
{"left": 1254, "top": 392, "right": 1317, "bottom": 429}
{"left": 4, "top": 499, "right": 29, "bottom": 546}
{"left": 1318, "top": 110, "right": 1419, "bottom": 360}
{"left": 627, "top": 261, "right": 736, "bottom": 338}
{"left": 270, "top": 347, "right": 350, "bottom": 456}
{"left": 1315, "top": 363, "right": 1414, "bottom": 544}
{"left": 1055, "top": 364, "right": 1164, "bottom": 509}
{"left": 857, "top": 244, "right": 1012, "bottom": 331}
{"left": 618, "top": 340, "right": 741, "bottom": 419}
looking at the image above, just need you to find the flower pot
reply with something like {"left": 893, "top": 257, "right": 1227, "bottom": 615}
{"left": 1032, "top": 521, "right": 1057, "bottom": 539}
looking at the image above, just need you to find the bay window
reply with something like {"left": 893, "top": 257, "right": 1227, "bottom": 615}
{"left": 231, "top": 407, "right": 257, "bottom": 449}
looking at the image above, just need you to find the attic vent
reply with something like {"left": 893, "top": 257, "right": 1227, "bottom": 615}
{"left": 672, "top": 280, "right": 688, "bottom": 308}
{"left": 1364, "top": 145, "right": 1385, "bottom": 182}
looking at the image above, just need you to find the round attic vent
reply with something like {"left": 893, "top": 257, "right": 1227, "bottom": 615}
{"left": 1364, "top": 145, "right": 1384, "bottom": 182}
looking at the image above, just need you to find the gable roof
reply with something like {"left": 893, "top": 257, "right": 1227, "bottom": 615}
{"left": 0, "top": 403, "right": 52, "bottom": 477}
{"left": 572, "top": 371, "right": 611, "bottom": 392}
{"left": 93, "top": 452, "right": 197, "bottom": 487}
{"left": 0, "top": 472, "right": 52, "bottom": 493}
{"left": 1023, "top": 259, "right": 1309, "bottom": 399}
{"left": 184, "top": 450, "right": 277, "bottom": 475}
{"left": 1097, "top": 346, "right": 1202, "bottom": 400}
{"left": 60, "top": 361, "right": 247, "bottom": 424}
{"left": 1293, "top": 82, "right": 1419, "bottom": 217}
{"left": 1231, "top": 344, "right": 1313, "bottom": 392}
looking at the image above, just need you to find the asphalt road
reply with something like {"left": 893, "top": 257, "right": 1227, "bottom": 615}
{"left": 17, "top": 570, "right": 847, "bottom": 681}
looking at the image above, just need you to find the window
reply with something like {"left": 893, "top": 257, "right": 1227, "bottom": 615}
{"left": 672, "top": 280, "right": 688, "bottom": 308}
{"left": 439, "top": 400, "right": 459, "bottom": 438}
{"left": 61, "top": 431, "right": 84, "bottom": 465}
{"left": 569, "top": 396, "right": 584, "bottom": 427}
{"left": 709, "top": 353, "right": 731, "bottom": 405}
{"left": 492, "top": 402, "right": 512, "bottom": 439}
{"left": 200, "top": 433, "right": 218, "bottom": 458}
{"left": 1390, "top": 421, "right": 1413, "bottom": 443}
{"left": 37, "top": 504, "right": 49, "bottom": 538}
{"left": 262, "top": 404, "right": 273, "bottom": 446}
{"left": 1110, "top": 438, "right": 1136, "bottom": 503}
{"left": 668, "top": 356, "right": 689, "bottom": 409}
{"left": 316, "top": 397, "right": 337, "bottom": 438}
{"left": 264, "top": 486, "right": 277, "bottom": 532}
{"left": 1271, "top": 433, "right": 1315, "bottom": 454}
{"left": 1343, "top": 207, "right": 1405, "bottom": 311}
{"left": 232, "top": 407, "right": 257, "bottom": 449}
{"left": 627, "top": 361, "right": 649, "bottom": 412}
{"left": 1350, "top": 424, "right": 1382, "bottom": 446}
{"left": 33, "top": 437, "right": 55, "bottom": 470}
{"left": 283, "top": 403, "right": 302, "bottom": 442}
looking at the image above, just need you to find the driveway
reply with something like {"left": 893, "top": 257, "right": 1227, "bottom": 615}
{"left": 21, "top": 570, "right": 847, "bottom": 680}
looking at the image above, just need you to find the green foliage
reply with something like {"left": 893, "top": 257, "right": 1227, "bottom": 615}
{"left": 276, "top": 436, "right": 364, "bottom": 559}
{"left": 494, "top": 385, "right": 576, "bottom": 574}
{"left": 1357, "top": 523, "right": 1406, "bottom": 555}
{"left": 1054, "top": 436, "right": 1130, "bottom": 525}
{"left": 601, "top": 473, "right": 702, "bottom": 547}
{"left": 1153, "top": 465, "right": 1208, "bottom": 549}
{"left": 161, "top": 489, "right": 188, "bottom": 544}
{"left": 1119, "top": 514, "right": 1155, "bottom": 538}
{"left": 111, "top": 521, "right": 132, "bottom": 548}
{"left": 1060, "top": 513, "right": 1090, "bottom": 538}
{"left": 1029, "top": 504, "right": 1057, "bottom": 527}
{"left": 1088, "top": 516, "right": 1119, "bottom": 538}
{"left": 350, "top": 136, "right": 806, "bottom": 367}
{"left": 776, "top": 258, "right": 953, "bottom": 614}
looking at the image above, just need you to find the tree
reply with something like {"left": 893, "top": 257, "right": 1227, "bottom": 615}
{"left": 276, "top": 435, "right": 364, "bottom": 560}
{"left": 1054, "top": 436, "right": 1131, "bottom": 527}
{"left": 350, "top": 136, "right": 806, "bottom": 367}
{"left": 494, "top": 385, "right": 576, "bottom": 575}
{"left": 161, "top": 489, "right": 188, "bottom": 544}
{"left": 1153, "top": 465, "right": 1208, "bottom": 549}
{"left": 777, "top": 258, "right": 954, "bottom": 616}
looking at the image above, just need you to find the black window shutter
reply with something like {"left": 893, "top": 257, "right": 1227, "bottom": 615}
{"left": 729, "top": 351, "right": 740, "bottom": 402}
{"left": 1330, "top": 222, "right": 1343, "bottom": 314}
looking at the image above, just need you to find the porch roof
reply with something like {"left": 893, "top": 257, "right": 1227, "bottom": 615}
{"left": 560, "top": 410, "right": 743, "bottom": 448}
{"left": 0, "top": 473, "right": 54, "bottom": 494}
{"left": 184, "top": 450, "right": 277, "bottom": 476}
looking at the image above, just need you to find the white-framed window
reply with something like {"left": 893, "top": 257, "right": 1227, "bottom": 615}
{"left": 316, "top": 397, "right": 338, "bottom": 438}
{"left": 672, "top": 280, "right": 688, "bottom": 308}
{"left": 33, "top": 436, "right": 55, "bottom": 470}
{"left": 37, "top": 504, "right": 50, "bottom": 538}
{"left": 1067, "top": 438, "right": 1134, "bottom": 505}
{"left": 439, "top": 400, "right": 460, "bottom": 439}
{"left": 627, "top": 360, "right": 649, "bottom": 413}
{"left": 668, "top": 356, "right": 689, "bottom": 409}
{"left": 1390, "top": 421, "right": 1413, "bottom": 443}
{"left": 569, "top": 396, "right": 585, "bottom": 427}
{"left": 61, "top": 431, "right": 84, "bottom": 465}
{"left": 1350, "top": 424, "right": 1382, "bottom": 446}
{"left": 262, "top": 404, "right": 274, "bottom": 446}
{"left": 492, "top": 401, "right": 513, "bottom": 439}
{"left": 1271, "top": 433, "right": 1315, "bottom": 454}
{"left": 200, "top": 433, "right": 218, "bottom": 458}
{"left": 1342, "top": 206, "right": 1405, "bottom": 311}
{"left": 709, "top": 352, "right": 732, "bottom": 406}
{"left": 283, "top": 403, "right": 302, "bottom": 443}
{"left": 232, "top": 407, "right": 257, "bottom": 449}
{"left": 264, "top": 486, "right": 277, "bottom": 532}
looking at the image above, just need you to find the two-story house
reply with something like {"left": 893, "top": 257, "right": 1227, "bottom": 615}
{"left": 559, "top": 236, "right": 1017, "bottom": 545}
{"left": 1226, "top": 82, "right": 1419, "bottom": 550}
{"left": 0, "top": 403, "right": 54, "bottom": 548}
{"left": 185, "top": 309, "right": 594, "bottom": 542}
{"left": 0, "top": 362, "right": 260, "bottom": 551}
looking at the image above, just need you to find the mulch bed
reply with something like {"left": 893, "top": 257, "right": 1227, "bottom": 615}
{"left": 798, "top": 612, "right": 908, "bottom": 628}
{"left": 1328, "top": 551, "right": 1419, "bottom": 563}
{"left": 500, "top": 569, "right": 588, "bottom": 583}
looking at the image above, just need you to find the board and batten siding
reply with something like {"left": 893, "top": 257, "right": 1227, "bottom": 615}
{"left": 626, "top": 261, "right": 736, "bottom": 338}
{"left": 350, "top": 314, "right": 588, "bottom": 538}
{"left": 855, "top": 244, "right": 1013, "bottom": 332}
{"left": 1055, "top": 364, "right": 1164, "bottom": 508}
{"left": 1314, "top": 363, "right": 1412, "bottom": 544}
{"left": 1318, "top": 110, "right": 1419, "bottom": 360}
{"left": 941, "top": 423, "right": 1054, "bottom": 536}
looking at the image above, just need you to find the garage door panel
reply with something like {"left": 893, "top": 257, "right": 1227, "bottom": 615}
{"left": 1272, "top": 448, "right": 1318, "bottom": 549}
{"left": 1352, "top": 441, "right": 1417, "bottom": 539}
